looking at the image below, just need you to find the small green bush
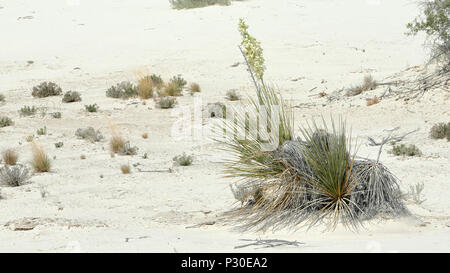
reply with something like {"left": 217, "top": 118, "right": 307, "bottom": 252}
{"left": 36, "top": 126, "right": 47, "bottom": 136}
{"left": 62, "top": 91, "right": 82, "bottom": 103}
{"left": 429, "top": 122, "right": 450, "bottom": 140}
{"left": 32, "top": 82, "right": 62, "bottom": 98}
{"left": 156, "top": 96, "right": 177, "bottom": 109}
{"left": 150, "top": 74, "right": 164, "bottom": 88}
{"left": 51, "top": 112, "right": 62, "bottom": 119}
{"left": 225, "top": 89, "right": 241, "bottom": 101}
{"left": 0, "top": 116, "right": 13, "bottom": 127}
{"left": 19, "top": 106, "right": 37, "bottom": 116}
{"left": 391, "top": 144, "right": 422, "bottom": 157}
{"left": 173, "top": 152, "right": 194, "bottom": 166}
{"left": 169, "top": 75, "right": 187, "bottom": 90}
{"left": 169, "top": 0, "right": 230, "bottom": 9}
{"left": 85, "top": 104, "right": 99, "bottom": 112}
{"left": 0, "top": 93, "right": 5, "bottom": 102}
{"left": 54, "top": 142, "right": 64, "bottom": 148}
{"left": 106, "top": 81, "right": 138, "bottom": 99}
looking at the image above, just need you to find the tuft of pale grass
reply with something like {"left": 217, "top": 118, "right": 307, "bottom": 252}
{"left": 2, "top": 149, "right": 18, "bottom": 165}
{"left": 189, "top": 82, "right": 201, "bottom": 93}
{"left": 367, "top": 96, "right": 380, "bottom": 106}
{"left": 346, "top": 75, "right": 378, "bottom": 96}
{"left": 429, "top": 122, "right": 450, "bottom": 140}
{"left": 137, "top": 76, "right": 155, "bottom": 99}
{"left": 31, "top": 143, "right": 51, "bottom": 172}
{"left": 121, "top": 164, "right": 131, "bottom": 174}
{"left": 160, "top": 82, "right": 182, "bottom": 97}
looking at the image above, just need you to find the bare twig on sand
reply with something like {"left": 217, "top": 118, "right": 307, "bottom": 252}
{"left": 185, "top": 221, "right": 216, "bottom": 229}
{"left": 368, "top": 127, "right": 419, "bottom": 162}
{"left": 136, "top": 167, "right": 173, "bottom": 173}
{"left": 234, "top": 238, "right": 304, "bottom": 249}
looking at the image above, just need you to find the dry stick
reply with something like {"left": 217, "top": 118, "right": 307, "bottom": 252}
{"left": 234, "top": 238, "right": 303, "bottom": 249}
{"left": 368, "top": 128, "right": 419, "bottom": 162}
{"left": 136, "top": 167, "right": 172, "bottom": 173}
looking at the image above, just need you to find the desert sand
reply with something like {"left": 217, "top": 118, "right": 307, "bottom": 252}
{"left": 0, "top": 0, "right": 449, "bottom": 252}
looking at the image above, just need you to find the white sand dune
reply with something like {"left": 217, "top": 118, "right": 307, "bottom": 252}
{"left": 0, "top": 0, "right": 449, "bottom": 252}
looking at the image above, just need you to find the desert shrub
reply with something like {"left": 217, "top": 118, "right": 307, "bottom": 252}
{"left": 62, "top": 91, "right": 81, "bottom": 103}
{"left": 0, "top": 116, "right": 13, "bottom": 127}
{"left": 407, "top": 0, "right": 450, "bottom": 70}
{"left": 32, "top": 82, "right": 62, "bottom": 98}
{"left": 173, "top": 152, "right": 194, "bottom": 166}
{"left": 80, "top": 154, "right": 86, "bottom": 160}
{"left": 121, "top": 164, "right": 131, "bottom": 174}
{"left": 225, "top": 89, "right": 240, "bottom": 101}
{"left": 75, "top": 127, "right": 104, "bottom": 142}
{"left": 117, "top": 142, "right": 138, "bottom": 156}
{"left": 189, "top": 83, "right": 201, "bottom": 93}
{"left": 0, "top": 164, "right": 30, "bottom": 187}
{"left": 19, "top": 106, "right": 37, "bottom": 116}
{"left": 150, "top": 74, "right": 164, "bottom": 88}
{"left": 51, "top": 112, "right": 62, "bottom": 119}
{"left": 429, "top": 122, "right": 450, "bottom": 140}
{"left": 217, "top": 20, "right": 407, "bottom": 231}
{"left": 85, "top": 104, "right": 99, "bottom": 112}
{"left": 2, "top": 149, "right": 18, "bottom": 165}
{"left": 169, "top": 0, "right": 230, "bottom": 9}
{"left": 137, "top": 76, "right": 154, "bottom": 99}
{"left": 36, "top": 126, "right": 47, "bottom": 136}
{"left": 106, "top": 81, "right": 138, "bottom": 99}
{"left": 142, "top": 133, "right": 148, "bottom": 139}
{"left": 391, "top": 144, "right": 422, "bottom": 156}
{"left": 161, "top": 82, "right": 183, "bottom": 97}
{"left": 346, "top": 75, "right": 378, "bottom": 96}
{"left": 54, "top": 142, "right": 64, "bottom": 148}
{"left": 156, "top": 96, "right": 177, "bottom": 109}
{"left": 31, "top": 144, "right": 51, "bottom": 172}
{"left": 0, "top": 93, "right": 4, "bottom": 102}
{"left": 170, "top": 75, "right": 187, "bottom": 90}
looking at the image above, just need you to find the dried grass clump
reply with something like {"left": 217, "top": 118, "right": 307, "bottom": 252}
{"left": 173, "top": 152, "right": 194, "bottom": 166}
{"left": 429, "top": 122, "right": 450, "bottom": 140}
{"left": 137, "top": 76, "right": 155, "bottom": 99}
{"left": 62, "top": 91, "right": 81, "bottom": 103}
{"left": 169, "top": 0, "right": 231, "bottom": 9}
{"left": 367, "top": 96, "right": 380, "bottom": 106}
{"left": 75, "top": 127, "right": 104, "bottom": 142}
{"left": 0, "top": 116, "right": 13, "bottom": 127}
{"left": 2, "top": 149, "right": 18, "bottom": 165}
{"left": 106, "top": 81, "right": 138, "bottom": 99}
{"left": 160, "top": 82, "right": 183, "bottom": 97}
{"left": 346, "top": 75, "right": 378, "bottom": 96}
{"left": 31, "top": 144, "right": 51, "bottom": 172}
{"left": 189, "top": 83, "right": 201, "bottom": 93}
{"left": 32, "top": 82, "right": 62, "bottom": 98}
{"left": 156, "top": 96, "right": 177, "bottom": 109}
{"left": 391, "top": 144, "right": 422, "bottom": 156}
{"left": 121, "top": 164, "right": 131, "bottom": 174}
{"left": 0, "top": 164, "right": 30, "bottom": 187}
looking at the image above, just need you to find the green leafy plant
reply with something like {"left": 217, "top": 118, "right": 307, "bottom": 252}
{"left": 85, "top": 104, "right": 99, "bottom": 112}
{"left": 0, "top": 116, "right": 13, "bottom": 127}
{"left": 19, "top": 106, "right": 37, "bottom": 116}
{"left": 391, "top": 144, "right": 422, "bottom": 156}
{"left": 406, "top": 0, "right": 449, "bottom": 69}
{"left": 32, "top": 82, "right": 62, "bottom": 98}
{"left": 173, "top": 152, "right": 194, "bottom": 166}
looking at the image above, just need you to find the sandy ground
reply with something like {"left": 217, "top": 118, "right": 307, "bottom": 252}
{"left": 0, "top": 0, "right": 449, "bottom": 252}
